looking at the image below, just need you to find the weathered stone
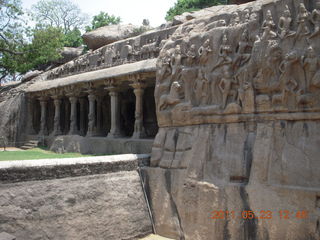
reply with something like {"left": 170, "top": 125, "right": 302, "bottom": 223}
{"left": 57, "top": 47, "right": 84, "bottom": 64}
{"left": 82, "top": 24, "right": 139, "bottom": 50}
{"left": 149, "top": 0, "right": 320, "bottom": 239}
{"left": 0, "top": 171, "right": 152, "bottom": 240}
{"left": 21, "top": 70, "right": 43, "bottom": 83}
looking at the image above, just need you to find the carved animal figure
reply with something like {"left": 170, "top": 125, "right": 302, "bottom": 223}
{"left": 159, "top": 81, "right": 183, "bottom": 111}
{"left": 296, "top": 89, "right": 315, "bottom": 107}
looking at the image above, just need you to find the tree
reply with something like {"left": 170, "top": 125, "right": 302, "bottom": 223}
{"left": 63, "top": 27, "right": 83, "bottom": 47}
{"left": 30, "top": 0, "right": 88, "bottom": 34}
{"left": 0, "top": 0, "right": 26, "bottom": 82}
{"left": 24, "top": 26, "right": 65, "bottom": 70}
{"left": 165, "top": 0, "right": 227, "bottom": 21}
{"left": 85, "top": 11, "right": 121, "bottom": 32}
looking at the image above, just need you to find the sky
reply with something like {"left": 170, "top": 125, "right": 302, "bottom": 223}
{"left": 21, "top": 0, "right": 178, "bottom": 27}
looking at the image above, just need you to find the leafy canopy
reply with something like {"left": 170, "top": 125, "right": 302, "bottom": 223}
{"left": 0, "top": 0, "right": 121, "bottom": 82}
{"left": 0, "top": 0, "right": 72, "bottom": 81}
{"left": 166, "top": 0, "right": 227, "bottom": 21}
{"left": 0, "top": 0, "right": 27, "bottom": 81}
{"left": 85, "top": 11, "right": 121, "bottom": 32}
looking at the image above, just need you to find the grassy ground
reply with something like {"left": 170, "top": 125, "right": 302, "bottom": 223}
{"left": 0, "top": 148, "right": 86, "bottom": 161}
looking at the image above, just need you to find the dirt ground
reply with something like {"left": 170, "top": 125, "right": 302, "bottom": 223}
{"left": 140, "top": 234, "right": 174, "bottom": 240}
{"left": 0, "top": 147, "right": 23, "bottom": 151}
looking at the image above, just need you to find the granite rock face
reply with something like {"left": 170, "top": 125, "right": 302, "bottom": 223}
{"left": 144, "top": 121, "right": 320, "bottom": 240}
{"left": 82, "top": 24, "right": 139, "bottom": 50}
{"left": 57, "top": 47, "right": 84, "bottom": 64}
{"left": 0, "top": 171, "right": 152, "bottom": 240}
{"left": 147, "top": 0, "right": 320, "bottom": 239}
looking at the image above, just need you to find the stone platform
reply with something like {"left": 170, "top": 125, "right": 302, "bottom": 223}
{"left": 0, "top": 154, "right": 153, "bottom": 240}
{"left": 41, "top": 135, "right": 154, "bottom": 155}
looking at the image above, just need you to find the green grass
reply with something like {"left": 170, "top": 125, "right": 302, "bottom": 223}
{"left": 0, "top": 148, "right": 87, "bottom": 161}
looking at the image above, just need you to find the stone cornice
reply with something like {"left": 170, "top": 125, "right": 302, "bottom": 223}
{"left": 26, "top": 59, "right": 156, "bottom": 94}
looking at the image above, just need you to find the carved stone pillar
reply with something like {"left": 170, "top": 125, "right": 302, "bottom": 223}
{"left": 79, "top": 98, "right": 86, "bottom": 136}
{"left": 86, "top": 93, "right": 96, "bottom": 137}
{"left": 39, "top": 97, "right": 48, "bottom": 136}
{"left": 96, "top": 95, "right": 103, "bottom": 135}
{"left": 106, "top": 87, "right": 121, "bottom": 138}
{"left": 68, "top": 96, "right": 78, "bottom": 135}
{"left": 52, "top": 96, "right": 62, "bottom": 135}
{"left": 26, "top": 97, "right": 36, "bottom": 135}
{"left": 130, "top": 81, "right": 146, "bottom": 139}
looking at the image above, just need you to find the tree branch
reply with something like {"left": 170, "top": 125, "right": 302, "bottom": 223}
{"left": 0, "top": 47, "right": 23, "bottom": 55}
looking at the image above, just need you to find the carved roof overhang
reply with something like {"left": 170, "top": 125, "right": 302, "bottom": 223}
{"left": 26, "top": 59, "right": 156, "bottom": 94}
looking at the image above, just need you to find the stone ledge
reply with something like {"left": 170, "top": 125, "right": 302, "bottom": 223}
{"left": 0, "top": 154, "right": 150, "bottom": 183}
{"left": 26, "top": 59, "right": 157, "bottom": 93}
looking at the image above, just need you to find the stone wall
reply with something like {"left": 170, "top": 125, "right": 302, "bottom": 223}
{"left": 144, "top": 121, "right": 320, "bottom": 239}
{"left": 0, "top": 155, "right": 153, "bottom": 240}
{"left": 146, "top": 0, "right": 320, "bottom": 239}
{"left": 47, "top": 135, "right": 154, "bottom": 155}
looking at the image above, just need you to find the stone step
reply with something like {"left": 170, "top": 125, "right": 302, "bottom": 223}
{"left": 23, "top": 143, "right": 38, "bottom": 147}
{"left": 19, "top": 140, "right": 39, "bottom": 150}
{"left": 20, "top": 146, "right": 34, "bottom": 150}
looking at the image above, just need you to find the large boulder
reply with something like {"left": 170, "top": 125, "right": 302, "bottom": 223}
{"left": 57, "top": 47, "right": 84, "bottom": 64}
{"left": 82, "top": 24, "right": 139, "bottom": 50}
{"left": 21, "top": 70, "right": 43, "bottom": 83}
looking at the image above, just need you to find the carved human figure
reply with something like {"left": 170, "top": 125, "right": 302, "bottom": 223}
{"left": 310, "top": 0, "right": 320, "bottom": 38}
{"left": 218, "top": 62, "right": 237, "bottom": 109}
{"left": 171, "top": 45, "right": 182, "bottom": 79}
{"left": 194, "top": 70, "right": 209, "bottom": 106}
{"left": 250, "top": 12, "right": 258, "bottom": 21}
{"left": 230, "top": 12, "right": 240, "bottom": 26}
{"left": 159, "top": 36, "right": 168, "bottom": 50}
{"left": 243, "top": 9, "right": 250, "bottom": 23}
{"left": 159, "top": 81, "right": 183, "bottom": 110}
{"left": 186, "top": 44, "right": 197, "bottom": 66}
{"left": 296, "top": 3, "right": 310, "bottom": 37}
{"left": 261, "top": 10, "right": 277, "bottom": 40}
{"left": 279, "top": 51, "right": 299, "bottom": 105}
{"left": 278, "top": 5, "right": 295, "bottom": 39}
{"left": 263, "top": 10, "right": 276, "bottom": 30}
{"left": 301, "top": 46, "right": 318, "bottom": 90}
{"left": 238, "top": 81, "right": 255, "bottom": 113}
{"left": 212, "top": 45, "right": 236, "bottom": 109}
{"left": 158, "top": 50, "right": 172, "bottom": 82}
{"left": 219, "top": 34, "right": 232, "bottom": 58}
{"left": 213, "top": 34, "right": 232, "bottom": 70}
{"left": 198, "top": 39, "right": 212, "bottom": 65}
{"left": 121, "top": 41, "right": 133, "bottom": 62}
{"left": 233, "top": 29, "right": 251, "bottom": 70}
{"left": 104, "top": 46, "right": 116, "bottom": 67}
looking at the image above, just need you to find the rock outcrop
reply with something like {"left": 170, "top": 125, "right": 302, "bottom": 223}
{"left": 82, "top": 24, "right": 139, "bottom": 50}
{"left": 0, "top": 155, "right": 152, "bottom": 240}
{"left": 57, "top": 47, "right": 84, "bottom": 64}
{"left": 144, "top": 0, "right": 320, "bottom": 239}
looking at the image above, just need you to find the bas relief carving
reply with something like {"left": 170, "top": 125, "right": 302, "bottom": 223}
{"left": 156, "top": 1, "right": 320, "bottom": 125}
{"left": 47, "top": 28, "right": 175, "bottom": 80}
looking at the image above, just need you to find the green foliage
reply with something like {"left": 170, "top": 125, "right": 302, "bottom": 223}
{"left": 166, "top": 0, "right": 227, "bottom": 21}
{"left": 25, "top": 26, "right": 65, "bottom": 69}
{"left": 85, "top": 11, "right": 121, "bottom": 32}
{"left": 63, "top": 28, "right": 83, "bottom": 47}
{"left": 0, "top": 0, "right": 26, "bottom": 81}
